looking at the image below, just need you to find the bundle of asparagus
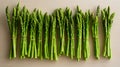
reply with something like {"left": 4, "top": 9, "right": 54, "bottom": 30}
{"left": 64, "top": 7, "right": 75, "bottom": 59}
{"left": 6, "top": 3, "right": 115, "bottom": 61}
{"left": 19, "top": 6, "right": 30, "bottom": 59}
{"left": 101, "top": 6, "right": 115, "bottom": 59}
{"left": 55, "top": 9, "right": 65, "bottom": 55}
{"left": 6, "top": 3, "right": 20, "bottom": 59}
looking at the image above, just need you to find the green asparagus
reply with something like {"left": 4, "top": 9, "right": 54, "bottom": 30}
{"left": 6, "top": 3, "right": 20, "bottom": 59}
{"left": 50, "top": 15, "right": 58, "bottom": 60}
{"left": 82, "top": 11, "right": 90, "bottom": 60}
{"left": 70, "top": 17, "right": 75, "bottom": 59}
{"left": 19, "top": 6, "right": 30, "bottom": 59}
{"left": 36, "top": 10, "right": 43, "bottom": 60}
{"left": 56, "top": 9, "right": 65, "bottom": 55}
{"left": 64, "top": 8, "right": 70, "bottom": 56}
{"left": 91, "top": 6, "right": 100, "bottom": 59}
{"left": 28, "top": 10, "right": 37, "bottom": 58}
{"left": 6, "top": 3, "right": 115, "bottom": 60}
{"left": 43, "top": 13, "right": 50, "bottom": 59}
{"left": 75, "top": 6, "right": 83, "bottom": 61}
{"left": 101, "top": 6, "right": 115, "bottom": 59}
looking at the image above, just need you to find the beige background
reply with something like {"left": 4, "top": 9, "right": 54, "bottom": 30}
{"left": 0, "top": 0, "right": 120, "bottom": 67}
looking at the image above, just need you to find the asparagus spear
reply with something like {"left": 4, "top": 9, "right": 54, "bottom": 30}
{"left": 64, "top": 16, "right": 70, "bottom": 56}
{"left": 43, "top": 13, "right": 50, "bottom": 59}
{"left": 64, "top": 7, "right": 71, "bottom": 57}
{"left": 91, "top": 6, "right": 100, "bottom": 59}
{"left": 55, "top": 9, "right": 61, "bottom": 55}
{"left": 19, "top": 6, "right": 30, "bottom": 59}
{"left": 11, "top": 7, "right": 17, "bottom": 59}
{"left": 64, "top": 8, "right": 70, "bottom": 56}
{"left": 82, "top": 11, "right": 90, "bottom": 60}
{"left": 6, "top": 3, "right": 20, "bottom": 59}
{"left": 49, "top": 15, "right": 58, "bottom": 60}
{"left": 49, "top": 15, "right": 54, "bottom": 60}
{"left": 28, "top": 10, "right": 37, "bottom": 58}
{"left": 36, "top": 10, "right": 43, "bottom": 60}
{"left": 6, "top": 7, "right": 15, "bottom": 59}
{"left": 56, "top": 9, "right": 65, "bottom": 55}
{"left": 70, "top": 17, "right": 75, "bottom": 59}
{"left": 101, "top": 6, "right": 115, "bottom": 59}
{"left": 64, "top": 7, "right": 75, "bottom": 59}
{"left": 75, "top": 6, "right": 83, "bottom": 61}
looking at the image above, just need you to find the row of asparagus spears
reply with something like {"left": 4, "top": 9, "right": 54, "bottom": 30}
{"left": 6, "top": 3, "right": 115, "bottom": 61}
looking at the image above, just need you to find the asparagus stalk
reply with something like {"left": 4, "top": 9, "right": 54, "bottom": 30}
{"left": 64, "top": 7, "right": 71, "bottom": 57}
{"left": 101, "top": 6, "right": 115, "bottom": 59}
{"left": 49, "top": 15, "right": 54, "bottom": 60}
{"left": 55, "top": 9, "right": 60, "bottom": 55}
{"left": 56, "top": 9, "right": 65, "bottom": 55}
{"left": 19, "top": 6, "right": 30, "bottom": 59}
{"left": 70, "top": 17, "right": 75, "bottom": 59}
{"left": 75, "top": 6, "right": 82, "bottom": 61}
{"left": 64, "top": 7, "right": 75, "bottom": 59}
{"left": 82, "top": 11, "right": 90, "bottom": 60}
{"left": 6, "top": 7, "right": 15, "bottom": 59}
{"left": 28, "top": 10, "right": 37, "bottom": 58}
{"left": 11, "top": 7, "right": 17, "bottom": 59}
{"left": 43, "top": 13, "right": 50, "bottom": 59}
{"left": 6, "top": 3, "right": 20, "bottom": 59}
{"left": 49, "top": 15, "right": 58, "bottom": 60}
{"left": 64, "top": 16, "right": 70, "bottom": 56}
{"left": 91, "top": 15, "right": 100, "bottom": 59}
{"left": 64, "top": 7, "right": 76, "bottom": 59}
{"left": 91, "top": 6, "right": 100, "bottom": 59}
{"left": 36, "top": 10, "right": 43, "bottom": 60}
